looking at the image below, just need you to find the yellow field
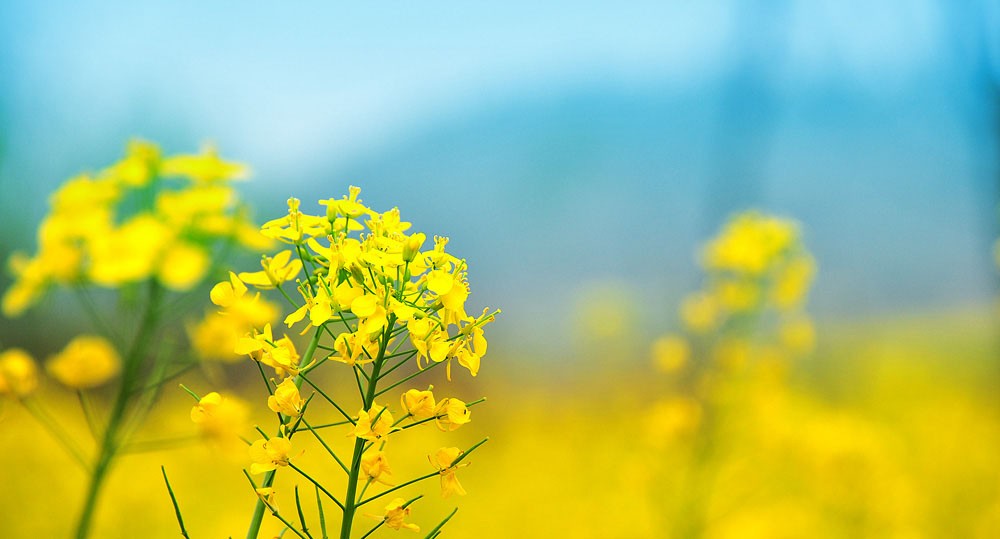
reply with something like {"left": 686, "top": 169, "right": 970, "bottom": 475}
{"left": 2, "top": 306, "right": 996, "bottom": 538}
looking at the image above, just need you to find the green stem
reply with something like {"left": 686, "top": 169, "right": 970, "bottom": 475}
{"left": 246, "top": 325, "right": 325, "bottom": 539}
{"left": 340, "top": 315, "right": 396, "bottom": 539}
{"left": 74, "top": 280, "right": 162, "bottom": 539}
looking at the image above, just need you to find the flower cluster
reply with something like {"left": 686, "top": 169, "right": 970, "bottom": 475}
{"left": 3, "top": 140, "right": 267, "bottom": 317}
{"left": 654, "top": 211, "right": 816, "bottom": 376}
{"left": 193, "top": 187, "right": 497, "bottom": 538}
{"left": 0, "top": 140, "right": 268, "bottom": 539}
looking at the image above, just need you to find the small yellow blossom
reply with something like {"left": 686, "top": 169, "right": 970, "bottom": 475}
{"left": 434, "top": 398, "right": 471, "bottom": 432}
{"left": 254, "top": 487, "right": 278, "bottom": 511}
{"left": 238, "top": 250, "right": 303, "bottom": 289}
{"left": 400, "top": 387, "right": 436, "bottom": 419}
{"left": 210, "top": 272, "right": 249, "bottom": 308}
{"left": 0, "top": 348, "right": 38, "bottom": 397}
{"left": 680, "top": 292, "right": 718, "bottom": 333}
{"left": 190, "top": 391, "right": 250, "bottom": 442}
{"left": 429, "top": 447, "right": 468, "bottom": 498}
{"left": 380, "top": 498, "right": 419, "bottom": 532}
{"left": 47, "top": 335, "right": 121, "bottom": 389}
{"left": 249, "top": 437, "right": 293, "bottom": 474}
{"left": 160, "top": 145, "right": 248, "bottom": 183}
{"left": 651, "top": 334, "right": 689, "bottom": 373}
{"left": 351, "top": 404, "right": 397, "bottom": 442}
{"left": 267, "top": 378, "right": 305, "bottom": 417}
{"left": 360, "top": 450, "right": 393, "bottom": 486}
{"left": 158, "top": 242, "right": 211, "bottom": 291}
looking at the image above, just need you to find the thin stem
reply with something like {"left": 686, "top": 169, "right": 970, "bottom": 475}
{"left": 374, "top": 359, "right": 445, "bottom": 397}
{"left": 246, "top": 326, "right": 325, "bottom": 539}
{"left": 161, "top": 466, "right": 190, "bottom": 539}
{"left": 74, "top": 280, "right": 162, "bottom": 539}
{"left": 422, "top": 508, "right": 458, "bottom": 539}
{"left": 357, "top": 472, "right": 438, "bottom": 507}
{"left": 298, "top": 373, "right": 355, "bottom": 425}
{"left": 294, "top": 486, "right": 313, "bottom": 539}
{"left": 315, "top": 486, "right": 329, "bottom": 539}
{"left": 289, "top": 463, "right": 345, "bottom": 511}
{"left": 243, "top": 470, "right": 309, "bottom": 539}
{"left": 297, "top": 418, "right": 350, "bottom": 474}
{"left": 339, "top": 315, "right": 396, "bottom": 539}
{"left": 21, "top": 398, "right": 89, "bottom": 470}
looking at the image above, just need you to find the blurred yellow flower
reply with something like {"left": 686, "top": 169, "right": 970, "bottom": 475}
{"left": 158, "top": 241, "right": 210, "bottom": 291}
{"left": 680, "top": 292, "right": 718, "bottom": 333}
{"left": 0, "top": 348, "right": 38, "bottom": 397}
{"left": 651, "top": 334, "right": 690, "bottom": 373}
{"left": 190, "top": 391, "right": 250, "bottom": 442}
{"left": 703, "top": 212, "right": 797, "bottom": 274}
{"left": 47, "top": 336, "right": 121, "bottom": 389}
{"left": 160, "top": 145, "right": 248, "bottom": 183}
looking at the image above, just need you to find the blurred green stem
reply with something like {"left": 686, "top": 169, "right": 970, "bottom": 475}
{"left": 73, "top": 281, "right": 161, "bottom": 539}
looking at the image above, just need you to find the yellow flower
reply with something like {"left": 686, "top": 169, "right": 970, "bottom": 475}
{"left": 429, "top": 447, "right": 467, "bottom": 498}
{"left": 160, "top": 145, "right": 248, "bottom": 183}
{"left": 210, "top": 272, "right": 249, "bottom": 308}
{"left": 249, "top": 437, "right": 293, "bottom": 474}
{"left": 779, "top": 316, "right": 816, "bottom": 355}
{"left": 703, "top": 212, "right": 797, "bottom": 274}
{"left": 47, "top": 335, "right": 121, "bottom": 389}
{"left": 238, "top": 250, "right": 303, "bottom": 289}
{"left": 651, "top": 334, "right": 689, "bottom": 373}
{"left": 680, "top": 292, "right": 718, "bottom": 333}
{"left": 351, "top": 404, "right": 397, "bottom": 442}
{"left": 0, "top": 348, "right": 38, "bottom": 397}
{"left": 190, "top": 391, "right": 250, "bottom": 442}
{"left": 267, "top": 378, "right": 305, "bottom": 417}
{"left": 103, "top": 139, "right": 161, "bottom": 187}
{"left": 645, "top": 396, "right": 702, "bottom": 447}
{"left": 433, "top": 398, "right": 471, "bottom": 432}
{"left": 236, "top": 323, "right": 302, "bottom": 376}
{"left": 254, "top": 487, "right": 278, "bottom": 511}
{"left": 400, "top": 387, "right": 436, "bottom": 419}
{"left": 158, "top": 241, "right": 210, "bottom": 291}
{"left": 318, "top": 186, "right": 372, "bottom": 220}
{"left": 772, "top": 255, "right": 816, "bottom": 309}
{"left": 332, "top": 331, "right": 376, "bottom": 366}
{"left": 88, "top": 214, "right": 172, "bottom": 286}
{"left": 360, "top": 450, "right": 393, "bottom": 486}
{"left": 381, "top": 498, "right": 419, "bottom": 532}
{"left": 261, "top": 198, "right": 327, "bottom": 244}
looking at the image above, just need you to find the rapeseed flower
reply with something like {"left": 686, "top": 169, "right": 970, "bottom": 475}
{"left": 352, "top": 404, "right": 397, "bottom": 442}
{"left": 46, "top": 336, "right": 121, "bottom": 389}
{"left": 249, "top": 437, "right": 293, "bottom": 474}
{"left": 267, "top": 378, "right": 305, "bottom": 417}
{"left": 0, "top": 348, "right": 38, "bottom": 397}
{"left": 430, "top": 447, "right": 468, "bottom": 498}
{"left": 380, "top": 498, "right": 419, "bottom": 532}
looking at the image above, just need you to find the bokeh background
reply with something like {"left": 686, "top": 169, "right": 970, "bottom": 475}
{"left": 1, "top": 1, "right": 999, "bottom": 538}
